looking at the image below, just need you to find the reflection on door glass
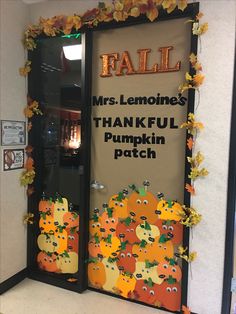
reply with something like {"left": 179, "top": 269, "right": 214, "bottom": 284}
{"left": 34, "top": 35, "right": 82, "bottom": 280}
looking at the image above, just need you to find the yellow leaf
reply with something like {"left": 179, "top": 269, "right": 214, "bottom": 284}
{"left": 114, "top": 1, "right": 124, "bottom": 11}
{"left": 195, "top": 151, "right": 204, "bottom": 166}
{"left": 167, "top": 3, "right": 177, "bottom": 13}
{"left": 189, "top": 53, "right": 197, "bottom": 65}
{"left": 178, "top": 0, "right": 187, "bottom": 11}
{"left": 199, "top": 22, "right": 209, "bottom": 35}
{"left": 146, "top": 6, "right": 159, "bottom": 22}
{"left": 162, "top": 0, "right": 176, "bottom": 10}
{"left": 193, "top": 73, "right": 205, "bottom": 86}
{"left": 130, "top": 7, "right": 140, "bottom": 18}
{"left": 185, "top": 72, "right": 192, "bottom": 81}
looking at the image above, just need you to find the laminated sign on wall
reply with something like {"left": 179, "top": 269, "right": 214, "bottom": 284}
{"left": 89, "top": 18, "right": 193, "bottom": 312}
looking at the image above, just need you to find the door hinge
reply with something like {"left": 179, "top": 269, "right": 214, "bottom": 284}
{"left": 231, "top": 277, "right": 236, "bottom": 292}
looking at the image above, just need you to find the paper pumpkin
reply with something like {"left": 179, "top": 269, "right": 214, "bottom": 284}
{"left": 37, "top": 251, "right": 59, "bottom": 273}
{"left": 157, "top": 260, "right": 182, "bottom": 282}
{"left": 116, "top": 220, "right": 139, "bottom": 244}
{"left": 54, "top": 229, "right": 68, "bottom": 254}
{"left": 117, "top": 243, "right": 136, "bottom": 273}
{"left": 88, "top": 237, "right": 102, "bottom": 259}
{"left": 132, "top": 242, "right": 159, "bottom": 263}
{"left": 156, "top": 220, "right": 183, "bottom": 245}
{"left": 116, "top": 273, "right": 136, "bottom": 298}
{"left": 88, "top": 261, "right": 106, "bottom": 288}
{"left": 157, "top": 200, "right": 182, "bottom": 221}
{"left": 67, "top": 229, "right": 79, "bottom": 253}
{"left": 127, "top": 190, "right": 158, "bottom": 224}
{"left": 56, "top": 251, "right": 78, "bottom": 274}
{"left": 37, "top": 233, "right": 59, "bottom": 252}
{"left": 102, "top": 258, "right": 120, "bottom": 292}
{"left": 155, "top": 238, "right": 174, "bottom": 263}
{"left": 54, "top": 197, "right": 69, "bottom": 226}
{"left": 134, "top": 279, "right": 160, "bottom": 305}
{"left": 156, "top": 280, "right": 181, "bottom": 312}
{"left": 39, "top": 215, "right": 56, "bottom": 234}
{"left": 135, "top": 222, "right": 160, "bottom": 243}
{"left": 39, "top": 199, "right": 54, "bottom": 216}
{"left": 100, "top": 235, "right": 120, "bottom": 258}
{"left": 100, "top": 211, "right": 119, "bottom": 238}
{"left": 133, "top": 261, "right": 162, "bottom": 285}
{"left": 108, "top": 194, "right": 128, "bottom": 219}
{"left": 63, "top": 211, "right": 79, "bottom": 229}
{"left": 89, "top": 217, "right": 102, "bottom": 238}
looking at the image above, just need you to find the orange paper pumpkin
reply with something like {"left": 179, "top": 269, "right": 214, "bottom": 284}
{"left": 155, "top": 238, "right": 174, "bottom": 263}
{"left": 156, "top": 219, "right": 183, "bottom": 245}
{"left": 67, "top": 229, "right": 79, "bottom": 253}
{"left": 88, "top": 261, "right": 106, "bottom": 288}
{"left": 157, "top": 260, "right": 182, "bottom": 282}
{"left": 39, "top": 215, "right": 55, "bottom": 234}
{"left": 133, "top": 261, "right": 162, "bottom": 285}
{"left": 37, "top": 251, "right": 59, "bottom": 273}
{"left": 100, "top": 236, "right": 121, "bottom": 258}
{"left": 116, "top": 273, "right": 136, "bottom": 298}
{"left": 117, "top": 243, "right": 136, "bottom": 273}
{"left": 63, "top": 212, "right": 79, "bottom": 229}
{"left": 157, "top": 200, "right": 182, "bottom": 221}
{"left": 116, "top": 220, "right": 139, "bottom": 244}
{"left": 132, "top": 242, "right": 159, "bottom": 263}
{"left": 88, "top": 237, "right": 102, "bottom": 259}
{"left": 102, "top": 258, "right": 120, "bottom": 292}
{"left": 54, "top": 229, "right": 68, "bottom": 254}
{"left": 109, "top": 194, "right": 129, "bottom": 219}
{"left": 134, "top": 279, "right": 160, "bottom": 305}
{"left": 127, "top": 191, "right": 158, "bottom": 224}
{"left": 156, "top": 280, "right": 181, "bottom": 312}
{"left": 89, "top": 217, "right": 102, "bottom": 238}
{"left": 100, "top": 211, "right": 119, "bottom": 238}
{"left": 39, "top": 199, "right": 54, "bottom": 215}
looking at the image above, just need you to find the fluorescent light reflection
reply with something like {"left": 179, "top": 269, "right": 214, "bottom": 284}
{"left": 63, "top": 44, "right": 82, "bottom": 61}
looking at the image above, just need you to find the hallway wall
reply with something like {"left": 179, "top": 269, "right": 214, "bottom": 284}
{"left": 0, "top": 0, "right": 29, "bottom": 283}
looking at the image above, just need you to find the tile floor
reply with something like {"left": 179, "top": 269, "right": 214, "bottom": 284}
{"left": 0, "top": 279, "right": 168, "bottom": 314}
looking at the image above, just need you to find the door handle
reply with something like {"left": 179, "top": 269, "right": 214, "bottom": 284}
{"left": 91, "top": 180, "right": 105, "bottom": 190}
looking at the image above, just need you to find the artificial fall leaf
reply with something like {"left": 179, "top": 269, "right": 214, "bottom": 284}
{"left": 25, "top": 145, "right": 33, "bottom": 154}
{"left": 193, "top": 73, "right": 205, "bottom": 86}
{"left": 27, "top": 122, "right": 32, "bottom": 132}
{"left": 67, "top": 278, "right": 78, "bottom": 283}
{"left": 146, "top": 6, "right": 159, "bottom": 22}
{"left": 113, "top": 10, "right": 128, "bottom": 21}
{"left": 130, "top": 7, "right": 140, "bottom": 18}
{"left": 196, "top": 12, "right": 204, "bottom": 20}
{"left": 178, "top": 83, "right": 192, "bottom": 94}
{"left": 27, "top": 186, "right": 35, "bottom": 196}
{"left": 182, "top": 305, "right": 191, "bottom": 314}
{"left": 114, "top": 1, "right": 124, "bottom": 11}
{"left": 23, "top": 212, "right": 34, "bottom": 225}
{"left": 189, "top": 53, "right": 197, "bottom": 65}
{"left": 24, "top": 107, "right": 33, "bottom": 118}
{"left": 178, "top": 0, "right": 187, "bottom": 11}
{"left": 167, "top": 3, "right": 177, "bottom": 13}
{"left": 19, "top": 61, "right": 31, "bottom": 77}
{"left": 185, "top": 183, "right": 195, "bottom": 195}
{"left": 185, "top": 72, "right": 192, "bottom": 81}
{"left": 178, "top": 246, "right": 187, "bottom": 255}
{"left": 192, "top": 22, "right": 208, "bottom": 36}
{"left": 187, "top": 137, "right": 194, "bottom": 150}
{"left": 199, "top": 22, "right": 208, "bottom": 34}
{"left": 179, "top": 205, "right": 202, "bottom": 227}
{"left": 25, "top": 157, "right": 34, "bottom": 171}
{"left": 162, "top": 0, "right": 176, "bottom": 10}
{"left": 20, "top": 169, "right": 36, "bottom": 186}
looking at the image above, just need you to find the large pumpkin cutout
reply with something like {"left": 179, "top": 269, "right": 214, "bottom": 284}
{"left": 117, "top": 243, "right": 136, "bottom": 273}
{"left": 89, "top": 217, "right": 102, "bottom": 238}
{"left": 100, "top": 211, "right": 118, "bottom": 238}
{"left": 116, "top": 220, "right": 139, "bottom": 244}
{"left": 37, "top": 233, "right": 59, "bottom": 252}
{"left": 157, "top": 259, "right": 182, "bottom": 282}
{"left": 133, "top": 262, "right": 162, "bottom": 285}
{"left": 127, "top": 190, "right": 158, "bottom": 224}
{"left": 102, "top": 258, "right": 120, "bottom": 292}
{"left": 100, "top": 235, "right": 121, "bottom": 258}
{"left": 37, "top": 251, "right": 59, "bottom": 273}
{"left": 135, "top": 221, "right": 160, "bottom": 243}
{"left": 63, "top": 211, "right": 79, "bottom": 229}
{"left": 156, "top": 219, "right": 183, "bottom": 245}
{"left": 109, "top": 193, "right": 129, "bottom": 219}
{"left": 134, "top": 279, "right": 160, "bottom": 305}
{"left": 157, "top": 200, "right": 182, "bottom": 221}
{"left": 54, "top": 197, "right": 68, "bottom": 226}
{"left": 67, "top": 229, "right": 79, "bottom": 253}
{"left": 155, "top": 279, "right": 181, "bottom": 312}
{"left": 116, "top": 273, "right": 136, "bottom": 298}
{"left": 132, "top": 242, "right": 159, "bottom": 263}
{"left": 54, "top": 228, "right": 68, "bottom": 254}
{"left": 56, "top": 252, "right": 78, "bottom": 274}
{"left": 88, "top": 261, "right": 106, "bottom": 288}
{"left": 39, "top": 199, "right": 54, "bottom": 216}
{"left": 39, "top": 215, "right": 55, "bottom": 234}
{"left": 88, "top": 236, "right": 102, "bottom": 259}
{"left": 155, "top": 236, "right": 174, "bottom": 263}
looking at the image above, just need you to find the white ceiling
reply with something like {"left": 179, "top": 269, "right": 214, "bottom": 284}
{"left": 22, "top": 0, "right": 48, "bottom": 3}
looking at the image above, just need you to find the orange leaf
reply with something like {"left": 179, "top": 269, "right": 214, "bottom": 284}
{"left": 25, "top": 145, "right": 33, "bottom": 154}
{"left": 25, "top": 157, "right": 34, "bottom": 171}
{"left": 27, "top": 186, "right": 35, "bottom": 196}
{"left": 182, "top": 305, "right": 191, "bottom": 314}
{"left": 146, "top": 6, "right": 159, "bottom": 22}
{"left": 187, "top": 137, "right": 194, "bottom": 150}
{"left": 185, "top": 184, "right": 195, "bottom": 195}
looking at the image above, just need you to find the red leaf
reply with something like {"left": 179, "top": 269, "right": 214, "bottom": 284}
{"left": 185, "top": 184, "right": 195, "bottom": 195}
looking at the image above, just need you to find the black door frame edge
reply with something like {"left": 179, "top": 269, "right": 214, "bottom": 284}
{"left": 221, "top": 44, "right": 236, "bottom": 314}
{"left": 0, "top": 268, "right": 28, "bottom": 295}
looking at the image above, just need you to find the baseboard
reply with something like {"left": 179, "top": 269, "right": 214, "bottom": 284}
{"left": 0, "top": 268, "right": 28, "bottom": 295}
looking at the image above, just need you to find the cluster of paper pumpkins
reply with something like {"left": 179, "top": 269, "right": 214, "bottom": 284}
{"left": 88, "top": 184, "right": 184, "bottom": 311}
{"left": 37, "top": 195, "right": 79, "bottom": 274}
